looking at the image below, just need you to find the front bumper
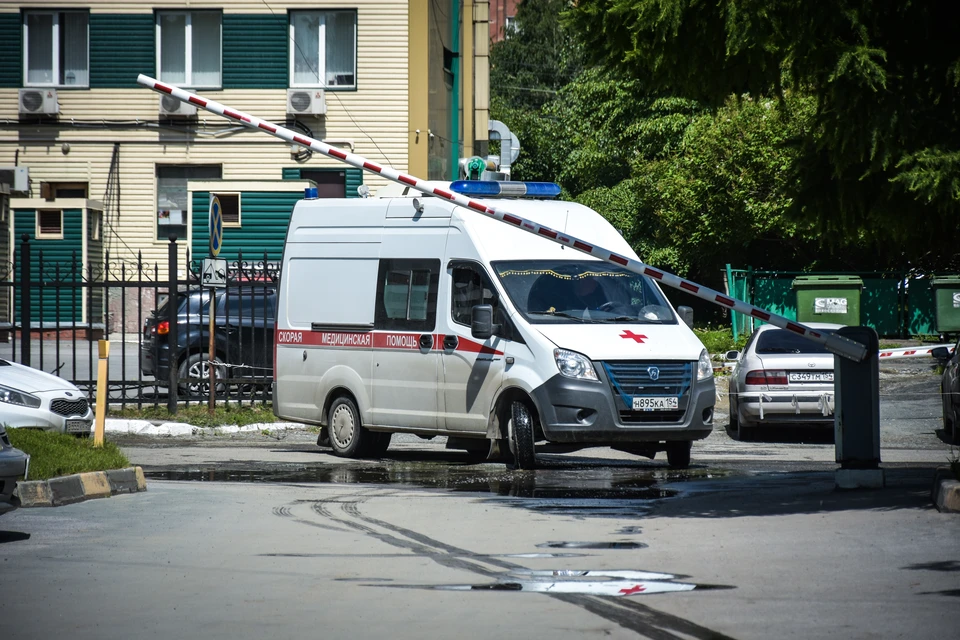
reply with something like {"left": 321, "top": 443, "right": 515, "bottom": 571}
{"left": 737, "top": 390, "right": 834, "bottom": 424}
{"left": 530, "top": 373, "right": 715, "bottom": 444}
{"left": 1, "top": 396, "right": 93, "bottom": 434}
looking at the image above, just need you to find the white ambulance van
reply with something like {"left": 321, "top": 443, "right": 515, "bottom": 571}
{"left": 273, "top": 180, "right": 715, "bottom": 468}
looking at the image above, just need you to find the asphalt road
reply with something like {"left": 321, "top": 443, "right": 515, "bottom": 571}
{"left": 1, "top": 358, "right": 957, "bottom": 640}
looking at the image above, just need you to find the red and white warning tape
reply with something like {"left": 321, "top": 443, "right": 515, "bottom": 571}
{"left": 878, "top": 345, "right": 955, "bottom": 359}
{"left": 136, "top": 75, "right": 869, "bottom": 363}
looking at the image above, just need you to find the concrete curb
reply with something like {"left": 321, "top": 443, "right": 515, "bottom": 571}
{"left": 931, "top": 467, "right": 960, "bottom": 513}
{"left": 15, "top": 467, "right": 147, "bottom": 508}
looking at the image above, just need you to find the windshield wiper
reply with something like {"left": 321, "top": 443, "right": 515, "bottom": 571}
{"left": 595, "top": 316, "right": 642, "bottom": 323}
{"left": 527, "top": 311, "right": 586, "bottom": 322}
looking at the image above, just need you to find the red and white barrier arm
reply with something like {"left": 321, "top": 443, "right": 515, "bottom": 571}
{"left": 136, "top": 75, "right": 868, "bottom": 363}
{"left": 879, "top": 345, "right": 955, "bottom": 359}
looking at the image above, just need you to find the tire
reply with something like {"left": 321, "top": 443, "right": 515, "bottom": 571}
{"left": 507, "top": 400, "right": 537, "bottom": 470}
{"left": 327, "top": 396, "right": 367, "bottom": 458}
{"left": 728, "top": 393, "right": 740, "bottom": 431}
{"left": 178, "top": 353, "right": 226, "bottom": 397}
{"left": 665, "top": 441, "right": 692, "bottom": 469}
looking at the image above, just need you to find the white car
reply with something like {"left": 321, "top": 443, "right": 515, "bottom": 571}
{"left": 726, "top": 323, "right": 843, "bottom": 440}
{"left": 0, "top": 359, "right": 93, "bottom": 435}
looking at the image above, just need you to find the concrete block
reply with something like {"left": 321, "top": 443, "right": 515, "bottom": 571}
{"left": 15, "top": 481, "right": 53, "bottom": 507}
{"left": 932, "top": 468, "right": 960, "bottom": 513}
{"left": 78, "top": 472, "right": 111, "bottom": 500}
{"left": 157, "top": 422, "right": 195, "bottom": 437}
{"left": 106, "top": 468, "right": 139, "bottom": 494}
{"left": 215, "top": 425, "right": 240, "bottom": 435}
{"left": 48, "top": 474, "right": 87, "bottom": 505}
{"left": 836, "top": 468, "right": 885, "bottom": 490}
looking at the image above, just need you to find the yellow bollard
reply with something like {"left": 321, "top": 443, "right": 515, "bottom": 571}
{"left": 94, "top": 339, "right": 109, "bottom": 447}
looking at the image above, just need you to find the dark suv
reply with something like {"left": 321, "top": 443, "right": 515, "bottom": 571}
{"left": 141, "top": 287, "right": 277, "bottom": 393}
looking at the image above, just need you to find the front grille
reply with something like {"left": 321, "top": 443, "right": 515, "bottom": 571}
{"left": 50, "top": 398, "right": 89, "bottom": 417}
{"left": 602, "top": 361, "right": 692, "bottom": 422}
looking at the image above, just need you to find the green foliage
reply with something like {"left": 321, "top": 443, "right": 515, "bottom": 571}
{"left": 490, "top": 0, "right": 584, "bottom": 110}
{"left": 109, "top": 403, "right": 278, "bottom": 428}
{"left": 565, "top": 0, "right": 960, "bottom": 269}
{"left": 7, "top": 429, "right": 130, "bottom": 481}
{"left": 693, "top": 327, "right": 748, "bottom": 355}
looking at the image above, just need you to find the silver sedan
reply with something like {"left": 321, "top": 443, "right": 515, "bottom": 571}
{"left": 726, "top": 322, "right": 843, "bottom": 440}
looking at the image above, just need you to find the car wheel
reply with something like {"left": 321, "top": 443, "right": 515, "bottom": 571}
{"left": 728, "top": 392, "right": 740, "bottom": 430}
{"left": 178, "top": 353, "right": 226, "bottom": 396}
{"left": 507, "top": 400, "right": 537, "bottom": 470}
{"left": 665, "top": 441, "right": 692, "bottom": 468}
{"left": 327, "top": 396, "right": 368, "bottom": 458}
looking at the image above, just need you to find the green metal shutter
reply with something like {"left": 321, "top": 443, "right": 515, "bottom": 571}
{"left": 191, "top": 190, "right": 300, "bottom": 263}
{"left": 0, "top": 13, "right": 21, "bottom": 88}
{"left": 282, "top": 168, "right": 364, "bottom": 197}
{"left": 14, "top": 210, "right": 85, "bottom": 322}
{"left": 90, "top": 14, "right": 154, "bottom": 88}
{"left": 222, "top": 15, "right": 287, "bottom": 89}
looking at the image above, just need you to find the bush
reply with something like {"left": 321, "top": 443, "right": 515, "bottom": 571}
{"left": 694, "top": 327, "right": 748, "bottom": 355}
{"left": 109, "top": 403, "right": 278, "bottom": 428}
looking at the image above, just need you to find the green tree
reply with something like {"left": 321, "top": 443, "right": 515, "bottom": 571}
{"left": 490, "top": 0, "right": 584, "bottom": 110}
{"left": 566, "top": 0, "right": 960, "bottom": 268}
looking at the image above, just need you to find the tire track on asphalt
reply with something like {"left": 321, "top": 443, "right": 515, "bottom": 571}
{"left": 292, "top": 488, "right": 737, "bottom": 640}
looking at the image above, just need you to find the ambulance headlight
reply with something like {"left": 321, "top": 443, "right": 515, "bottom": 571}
{"left": 697, "top": 349, "right": 713, "bottom": 381}
{"left": 554, "top": 349, "right": 599, "bottom": 382}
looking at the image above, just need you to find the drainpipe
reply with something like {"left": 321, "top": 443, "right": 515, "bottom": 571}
{"left": 450, "top": 0, "right": 461, "bottom": 177}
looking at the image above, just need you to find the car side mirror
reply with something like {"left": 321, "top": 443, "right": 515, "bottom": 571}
{"left": 931, "top": 346, "right": 950, "bottom": 361}
{"left": 677, "top": 305, "right": 694, "bottom": 329}
{"left": 471, "top": 304, "right": 500, "bottom": 340}
{"left": 725, "top": 350, "right": 740, "bottom": 361}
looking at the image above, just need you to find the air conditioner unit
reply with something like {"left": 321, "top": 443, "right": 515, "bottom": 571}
{"left": 159, "top": 94, "right": 197, "bottom": 117}
{"left": 18, "top": 89, "right": 59, "bottom": 115}
{"left": 287, "top": 89, "right": 327, "bottom": 116}
{"left": 0, "top": 166, "right": 29, "bottom": 194}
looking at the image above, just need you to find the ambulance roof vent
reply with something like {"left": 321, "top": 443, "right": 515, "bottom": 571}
{"left": 449, "top": 180, "right": 561, "bottom": 199}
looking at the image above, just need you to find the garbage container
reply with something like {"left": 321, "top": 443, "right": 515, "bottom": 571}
{"left": 792, "top": 275, "right": 863, "bottom": 326}
{"left": 931, "top": 275, "right": 960, "bottom": 333}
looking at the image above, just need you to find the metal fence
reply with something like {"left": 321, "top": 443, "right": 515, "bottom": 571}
{"left": 724, "top": 266, "right": 939, "bottom": 341}
{"left": 0, "top": 235, "right": 278, "bottom": 412}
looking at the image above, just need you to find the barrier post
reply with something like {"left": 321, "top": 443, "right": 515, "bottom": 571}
{"left": 19, "top": 234, "right": 31, "bottom": 367}
{"left": 834, "top": 326, "right": 884, "bottom": 489}
{"left": 94, "top": 339, "right": 109, "bottom": 447}
{"left": 167, "top": 235, "right": 179, "bottom": 414}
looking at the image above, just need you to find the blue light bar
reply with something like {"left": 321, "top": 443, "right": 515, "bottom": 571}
{"left": 449, "top": 180, "right": 562, "bottom": 199}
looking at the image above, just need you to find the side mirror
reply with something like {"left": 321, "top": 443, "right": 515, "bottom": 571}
{"left": 471, "top": 305, "right": 499, "bottom": 340}
{"left": 677, "top": 305, "right": 694, "bottom": 329}
{"left": 725, "top": 350, "right": 740, "bottom": 361}
{"left": 931, "top": 346, "right": 950, "bottom": 361}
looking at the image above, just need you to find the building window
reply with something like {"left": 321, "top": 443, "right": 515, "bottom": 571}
{"left": 156, "top": 165, "right": 222, "bottom": 240}
{"left": 299, "top": 170, "right": 346, "bottom": 198}
{"left": 40, "top": 181, "right": 88, "bottom": 200}
{"left": 505, "top": 16, "right": 517, "bottom": 37}
{"left": 23, "top": 11, "right": 89, "bottom": 87}
{"left": 213, "top": 193, "right": 241, "bottom": 227}
{"left": 90, "top": 210, "right": 101, "bottom": 241}
{"left": 156, "top": 11, "right": 221, "bottom": 88}
{"left": 36, "top": 210, "right": 63, "bottom": 239}
{"left": 289, "top": 10, "right": 357, "bottom": 89}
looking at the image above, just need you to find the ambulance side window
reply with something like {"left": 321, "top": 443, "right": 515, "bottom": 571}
{"left": 375, "top": 259, "right": 440, "bottom": 331}
{"left": 450, "top": 263, "right": 499, "bottom": 327}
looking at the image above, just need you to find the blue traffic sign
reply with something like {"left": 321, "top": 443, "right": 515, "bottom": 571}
{"left": 209, "top": 196, "right": 223, "bottom": 257}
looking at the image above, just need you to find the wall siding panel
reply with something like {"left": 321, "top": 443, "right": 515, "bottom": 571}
{"left": 89, "top": 14, "right": 155, "bottom": 88}
{"left": 223, "top": 15, "right": 287, "bottom": 89}
{"left": 0, "top": 13, "right": 21, "bottom": 88}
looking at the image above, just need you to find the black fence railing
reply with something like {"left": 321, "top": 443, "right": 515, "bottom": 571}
{"left": 1, "top": 235, "right": 278, "bottom": 413}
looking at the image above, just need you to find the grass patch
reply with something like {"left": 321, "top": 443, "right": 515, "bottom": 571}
{"left": 694, "top": 327, "right": 748, "bottom": 355}
{"left": 7, "top": 429, "right": 130, "bottom": 482}
{"left": 109, "top": 403, "right": 277, "bottom": 428}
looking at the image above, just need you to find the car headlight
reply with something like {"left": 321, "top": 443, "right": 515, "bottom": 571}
{"left": 0, "top": 384, "right": 42, "bottom": 408}
{"left": 697, "top": 349, "right": 713, "bottom": 381}
{"left": 554, "top": 348, "right": 599, "bottom": 381}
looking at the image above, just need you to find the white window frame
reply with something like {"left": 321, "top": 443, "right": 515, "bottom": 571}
{"left": 155, "top": 11, "right": 222, "bottom": 89}
{"left": 23, "top": 10, "right": 89, "bottom": 88}
{"left": 288, "top": 10, "right": 357, "bottom": 89}
{"left": 212, "top": 192, "right": 242, "bottom": 227}
{"left": 36, "top": 210, "right": 64, "bottom": 240}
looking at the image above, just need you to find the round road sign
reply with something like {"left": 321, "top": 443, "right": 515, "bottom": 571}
{"left": 209, "top": 195, "right": 223, "bottom": 257}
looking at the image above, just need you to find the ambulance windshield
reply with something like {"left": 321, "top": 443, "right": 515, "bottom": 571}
{"left": 492, "top": 260, "right": 676, "bottom": 324}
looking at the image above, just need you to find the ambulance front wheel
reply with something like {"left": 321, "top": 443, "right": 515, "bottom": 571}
{"left": 328, "top": 396, "right": 367, "bottom": 458}
{"left": 665, "top": 441, "right": 692, "bottom": 469}
{"left": 508, "top": 400, "right": 537, "bottom": 470}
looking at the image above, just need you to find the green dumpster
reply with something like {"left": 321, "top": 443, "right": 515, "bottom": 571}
{"left": 931, "top": 275, "right": 960, "bottom": 333}
{"left": 792, "top": 275, "right": 863, "bottom": 326}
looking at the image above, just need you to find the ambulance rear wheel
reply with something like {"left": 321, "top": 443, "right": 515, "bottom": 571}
{"left": 328, "top": 396, "right": 366, "bottom": 458}
{"left": 508, "top": 400, "right": 537, "bottom": 470}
